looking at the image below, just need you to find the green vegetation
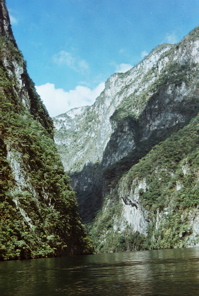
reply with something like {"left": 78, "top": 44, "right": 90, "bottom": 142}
{"left": 53, "top": 26, "right": 199, "bottom": 253}
{"left": 0, "top": 35, "right": 93, "bottom": 260}
{"left": 110, "top": 26, "right": 199, "bottom": 125}
{"left": 87, "top": 194, "right": 146, "bottom": 253}
{"left": 111, "top": 60, "right": 198, "bottom": 126}
{"left": 119, "top": 113, "right": 199, "bottom": 249}
{"left": 88, "top": 113, "right": 199, "bottom": 252}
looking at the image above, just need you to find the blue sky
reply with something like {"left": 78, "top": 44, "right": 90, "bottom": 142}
{"left": 7, "top": 0, "right": 199, "bottom": 117}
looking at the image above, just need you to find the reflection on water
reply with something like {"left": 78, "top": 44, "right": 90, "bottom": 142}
{"left": 1, "top": 247, "right": 199, "bottom": 295}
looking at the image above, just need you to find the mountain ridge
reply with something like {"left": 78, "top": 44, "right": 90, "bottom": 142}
{"left": 54, "top": 26, "right": 199, "bottom": 251}
{"left": 0, "top": 0, "right": 92, "bottom": 260}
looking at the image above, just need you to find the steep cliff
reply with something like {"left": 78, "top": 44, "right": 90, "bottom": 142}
{"left": 54, "top": 26, "right": 199, "bottom": 252}
{"left": 0, "top": 0, "right": 92, "bottom": 260}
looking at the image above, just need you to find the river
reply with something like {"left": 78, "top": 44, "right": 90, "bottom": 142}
{"left": 1, "top": 247, "right": 199, "bottom": 295}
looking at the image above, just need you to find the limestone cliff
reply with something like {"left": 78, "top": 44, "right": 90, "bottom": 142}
{"left": 0, "top": 0, "right": 92, "bottom": 260}
{"left": 0, "top": 0, "right": 17, "bottom": 45}
{"left": 54, "top": 26, "right": 199, "bottom": 252}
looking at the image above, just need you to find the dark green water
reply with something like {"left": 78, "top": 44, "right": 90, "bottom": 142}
{"left": 1, "top": 247, "right": 199, "bottom": 295}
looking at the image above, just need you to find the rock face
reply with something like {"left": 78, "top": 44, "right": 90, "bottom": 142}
{"left": 54, "top": 26, "right": 199, "bottom": 252}
{"left": 0, "top": 0, "right": 92, "bottom": 260}
{"left": 0, "top": 0, "right": 17, "bottom": 45}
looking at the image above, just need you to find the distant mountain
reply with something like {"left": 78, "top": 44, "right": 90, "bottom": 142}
{"left": 54, "top": 26, "right": 199, "bottom": 252}
{"left": 0, "top": 0, "right": 92, "bottom": 260}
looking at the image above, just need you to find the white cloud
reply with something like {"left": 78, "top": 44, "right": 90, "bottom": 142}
{"left": 36, "top": 82, "right": 105, "bottom": 117}
{"left": 9, "top": 14, "right": 18, "bottom": 25}
{"left": 119, "top": 48, "right": 126, "bottom": 54}
{"left": 141, "top": 50, "right": 148, "bottom": 59}
{"left": 115, "top": 63, "right": 132, "bottom": 73}
{"left": 165, "top": 32, "right": 178, "bottom": 44}
{"left": 52, "top": 50, "right": 89, "bottom": 73}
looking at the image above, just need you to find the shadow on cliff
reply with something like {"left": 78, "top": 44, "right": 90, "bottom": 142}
{"left": 103, "top": 84, "right": 199, "bottom": 188}
{"left": 70, "top": 162, "right": 104, "bottom": 223}
{"left": 70, "top": 83, "right": 199, "bottom": 223}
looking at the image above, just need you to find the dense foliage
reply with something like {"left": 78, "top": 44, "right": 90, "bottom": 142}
{"left": 53, "top": 26, "right": 199, "bottom": 254}
{"left": 89, "top": 111, "right": 199, "bottom": 252}
{"left": 0, "top": 34, "right": 93, "bottom": 260}
{"left": 86, "top": 26, "right": 199, "bottom": 252}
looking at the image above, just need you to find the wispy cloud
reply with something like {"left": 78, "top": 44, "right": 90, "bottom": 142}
{"left": 119, "top": 48, "right": 126, "bottom": 54}
{"left": 165, "top": 32, "right": 178, "bottom": 44}
{"left": 52, "top": 50, "right": 89, "bottom": 74}
{"left": 115, "top": 63, "right": 132, "bottom": 73}
{"left": 36, "top": 82, "right": 105, "bottom": 117}
{"left": 9, "top": 14, "right": 18, "bottom": 25}
{"left": 141, "top": 50, "right": 148, "bottom": 59}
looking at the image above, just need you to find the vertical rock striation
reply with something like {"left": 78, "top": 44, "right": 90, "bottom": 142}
{"left": 0, "top": 0, "right": 17, "bottom": 45}
{"left": 0, "top": 0, "right": 92, "bottom": 260}
{"left": 54, "top": 27, "right": 199, "bottom": 251}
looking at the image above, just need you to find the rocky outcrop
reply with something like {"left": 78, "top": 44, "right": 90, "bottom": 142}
{"left": 0, "top": 0, "right": 92, "bottom": 260}
{"left": 54, "top": 26, "right": 199, "bottom": 230}
{"left": 0, "top": 0, "right": 17, "bottom": 45}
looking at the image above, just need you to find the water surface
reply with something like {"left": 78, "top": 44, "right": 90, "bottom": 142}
{"left": 1, "top": 247, "right": 199, "bottom": 295}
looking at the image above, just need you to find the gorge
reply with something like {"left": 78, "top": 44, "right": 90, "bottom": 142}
{"left": 0, "top": 0, "right": 92, "bottom": 260}
{"left": 1, "top": 0, "right": 199, "bottom": 259}
{"left": 54, "top": 26, "right": 199, "bottom": 252}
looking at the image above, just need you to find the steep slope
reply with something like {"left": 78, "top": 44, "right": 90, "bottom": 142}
{"left": 54, "top": 27, "right": 199, "bottom": 215}
{"left": 90, "top": 112, "right": 199, "bottom": 252}
{"left": 54, "top": 26, "right": 199, "bottom": 251}
{"left": 0, "top": 0, "right": 92, "bottom": 260}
